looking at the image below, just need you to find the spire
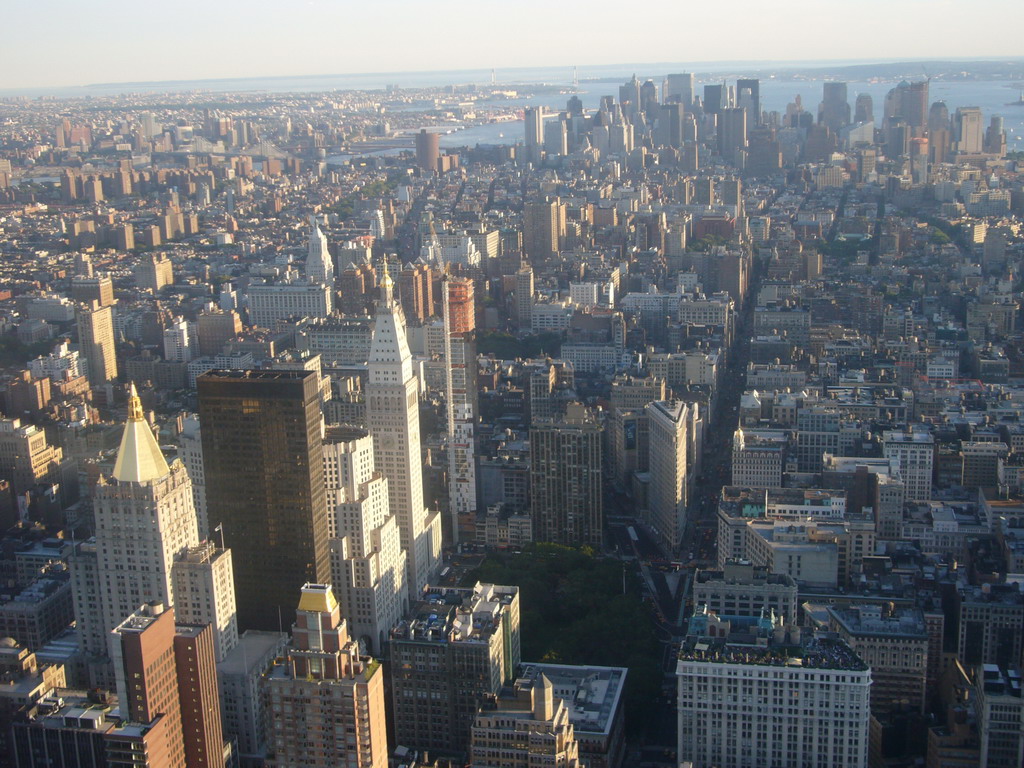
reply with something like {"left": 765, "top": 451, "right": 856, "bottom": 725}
{"left": 112, "top": 383, "right": 170, "bottom": 484}
{"left": 127, "top": 382, "right": 144, "bottom": 421}
{"left": 379, "top": 259, "right": 394, "bottom": 304}
{"left": 305, "top": 215, "right": 333, "bottom": 285}
{"left": 369, "top": 260, "right": 413, "bottom": 384}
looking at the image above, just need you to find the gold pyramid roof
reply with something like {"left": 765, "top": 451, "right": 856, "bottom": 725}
{"left": 112, "top": 383, "right": 170, "bottom": 484}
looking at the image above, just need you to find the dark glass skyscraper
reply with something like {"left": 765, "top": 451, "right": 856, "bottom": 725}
{"left": 819, "top": 81, "right": 851, "bottom": 132}
{"left": 703, "top": 83, "right": 726, "bottom": 116}
{"left": 197, "top": 369, "right": 329, "bottom": 630}
{"left": 737, "top": 78, "right": 760, "bottom": 126}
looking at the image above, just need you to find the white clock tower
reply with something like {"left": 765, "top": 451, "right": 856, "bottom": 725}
{"left": 366, "top": 264, "right": 442, "bottom": 599}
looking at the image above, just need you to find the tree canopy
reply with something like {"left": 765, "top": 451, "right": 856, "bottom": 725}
{"left": 464, "top": 543, "right": 663, "bottom": 736}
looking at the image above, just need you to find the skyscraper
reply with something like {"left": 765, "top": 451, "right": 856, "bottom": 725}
{"left": 442, "top": 276, "right": 477, "bottom": 542}
{"left": 247, "top": 282, "right": 333, "bottom": 328}
{"left": 646, "top": 400, "right": 691, "bottom": 552}
{"left": 854, "top": 93, "right": 874, "bottom": 124}
{"left": 71, "top": 274, "right": 114, "bottom": 307}
{"left": 397, "top": 263, "right": 434, "bottom": 322}
{"left": 985, "top": 115, "right": 1007, "bottom": 156}
{"left": 524, "top": 107, "right": 543, "bottom": 164}
{"left": 365, "top": 267, "right": 442, "bottom": 599}
{"left": 883, "top": 428, "right": 934, "bottom": 502}
{"left": 136, "top": 254, "right": 174, "bottom": 292}
{"left": 664, "top": 73, "right": 694, "bottom": 107}
{"left": 73, "top": 385, "right": 200, "bottom": 675}
{"left": 163, "top": 317, "right": 192, "bottom": 363}
{"left": 0, "top": 416, "right": 76, "bottom": 503}
{"left": 323, "top": 425, "right": 406, "bottom": 655}
{"left": 305, "top": 216, "right": 334, "bottom": 286}
{"left": 470, "top": 674, "right": 582, "bottom": 768}
{"left": 543, "top": 114, "right": 568, "bottom": 156}
{"left": 703, "top": 83, "right": 725, "bottom": 116}
{"left": 656, "top": 103, "right": 685, "bottom": 148}
{"left": 171, "top": 541, "right": 239, "bottom": 663}
{"left": 76, "top": 301, "right": 117, "bottom": 386}
{"left": 819, "top": 82, "right": 851, "bottom": 132}
{"left": 173, "top": 622, "right": 225, "bottom": 768}
{"left": 678, "top": 613, "right": 870, "bottom": 768}
{"left": 176, "top": 413, "right": 209, "bottom": 537}
{"left": 415, "top": 128, "right": 440, "bottom": 172}
{"left": 905, "top": 81, "right": 929, "bottom": 130}
{"left": 927, "top": 102, "right": 951, "bottom": 164}
{"left": 530, "top": 403, "right": 603, "bottom": 547}
{"left": 736, "top": 78, "right": 760, "bottom": 126}
{"left": 522, "top": 198, "right": 563, "bottom": 264}
{"left": 111, "top": 602, "right": 226, "bottom": 768}
{"left": 264, "top": 584, "right": 389, "bottom": 768}
{"left": 619, "top": 75, "right": 641, "bottom": 119}
{"left": 640, "top": 79, "right": 660, "bottom": 122}
{"left": 197, "top": 369, "right": 330, "bottom": 630}
{"left": 196, "top": 308, "right": 242, "bottom": 358}
{"left": 389, "top": 582, "right": 520, "bottom": 754}
{"left": 954, "top": 107, "right": 984, "bottom": 154}
{"left": 882, "top": 80, "right": 929, "bottom": 132}
{"left": 515, "top": 264, "right": 535, "bottom": 331}
{"left": 718, "top": 108, "right": 747, "bottom": 164}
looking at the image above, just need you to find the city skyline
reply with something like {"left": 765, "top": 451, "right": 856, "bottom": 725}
{"left": 2, "top": 0, "right": 1023, "bottom": 91}
{"left": 2, "top": 25, "right": 1024, "bottom": 766}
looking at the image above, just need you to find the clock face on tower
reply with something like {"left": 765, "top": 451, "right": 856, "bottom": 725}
{"left": 380, "top": 433, "right": 396, "bottom": 450}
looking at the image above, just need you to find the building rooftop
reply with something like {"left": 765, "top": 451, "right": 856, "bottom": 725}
{"left": 981, "top": 665, "right": 1023, "bottom": 698}
{"left": 958, "top": 582, "right": 1024, "bottom": 606}
{"left": 175, "top": 541, "right": 229, "bottom": 566}
{"left": 695, "top": 562, "right": 797, "bottom": 588}
{"left": 391, "top": 582, "right": 518, "bottom": 645}
{"left": 173, "top": 624, "right": 206, "bottom": 639}
{"left": 217, "top": 630, "right": 288, "bottom": 677}
{"left": 36, "top": 628, "right": 80, "bottom": 665}
{"left": 679, "top": 634, "right": 868, "bottom": 672}
{"left": 16, "top": 688, "right": 161, "bottom": 735}
{"left": 0, "top": 570, "right": 70, "bottom": 608}
{"left": 828, "top": 604, "right": 928, "bottom": 640}
{"left": 198, "top": 368, "right": 314, "bottom": 382}
{"left": 518, "top": 663, "right": 626, "bottom": 736}
{"left": 883, "top": 429, "right": 934, "bottom": 445}
{"left": 297, "top": 583, "right": 339, "bottom": 614}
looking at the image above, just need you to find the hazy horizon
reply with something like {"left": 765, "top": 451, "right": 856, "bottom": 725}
{"left": 3, "top": 0, "right": 1022, "bottom": 91}
{"left": 3, "top": 56, "right": 1024, "bottom": 100}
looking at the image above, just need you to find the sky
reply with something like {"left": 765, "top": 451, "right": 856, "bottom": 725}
{"left": 2, "top": 0, "right": 1022, "bottom": 91}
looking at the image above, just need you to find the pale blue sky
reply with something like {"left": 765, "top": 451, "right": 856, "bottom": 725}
{"left": 2, "top": 0, "right": 1021, "bottom": 90}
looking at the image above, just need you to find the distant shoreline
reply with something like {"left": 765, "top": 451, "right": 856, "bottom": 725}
{"left": 3, "top": 58, "right": 1024, "bottom": 98}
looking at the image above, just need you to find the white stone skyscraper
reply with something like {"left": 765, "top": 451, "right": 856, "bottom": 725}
{"left": 366, "top": 266, "right": 442, "bottom": 599}
{"left": 176, "top": 413, "right": 208, "bottom": 539}
{"left": 95, "top": 386, "right": 199, "bottom": 639}
{"left": 324, "top": 425, "right": 407, "bottom": 655}
{"left": 71, "top": 385, "right": 201, "bottom": 682}
{"left": 306, "top": 216, "right": 334, "bottom": 286}
{"left": 172, "top": 540, "right": 239, "bottom": 663}
{"left": 162, "top": 317, "right": 193, "bottom": 363}
{"left": 678, "top": 612, "right": 871, "bottom": 768}
{"left": 70, "top": 387, "right": 237, "bottom": 688}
